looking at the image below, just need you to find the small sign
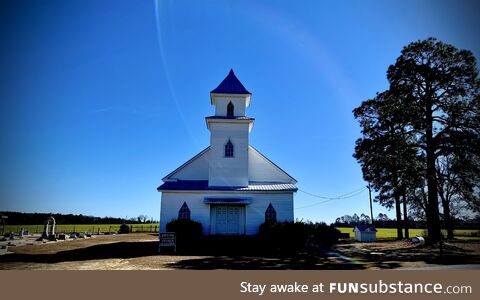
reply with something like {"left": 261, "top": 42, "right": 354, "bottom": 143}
{"left": 159, "top": 232, "right": 176, "bottom": 253}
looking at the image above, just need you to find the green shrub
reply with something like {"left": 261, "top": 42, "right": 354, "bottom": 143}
{"left": 309, "top": 222, "right": 342, "bottom": 248}
{"left": 258, "top": 221, "right": 341, "bottom": 255}
{"left": 165, "top": 219, "right": 203, "bottom": 251}
{"left": 118, "top": 223, "right": 130, "bottom": 234}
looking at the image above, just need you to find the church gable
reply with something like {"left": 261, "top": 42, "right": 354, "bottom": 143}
{"left": 248, "top": 146, "right": 296, "bottom": 184}
{"left": 162, "top": 147, "right": 210, "bottom": 181}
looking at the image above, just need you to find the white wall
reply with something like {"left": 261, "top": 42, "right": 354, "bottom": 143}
{"left": 168, "top": 149, "right": 210, "bottom": 181}
{"left": 214, "top": 95, "right": 248, "bottom": 116}
{"left": 165, "top": 146, "right": 295, "bottom": 184}
{"left": 208, "top": 122, "right": 249, "bottom": 186}
{"left": 248, "top": 146, "right": 295, "bottom": 183}
{"left": 160, "top": 191, "right": 294, "bottom": 235}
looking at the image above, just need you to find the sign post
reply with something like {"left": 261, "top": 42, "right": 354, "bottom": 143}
{"left": 159, "top": 232, "right": 176, "bottom": 254}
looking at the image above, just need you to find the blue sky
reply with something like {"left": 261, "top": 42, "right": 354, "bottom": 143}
{"left": 1, "top": 0, "right": 479, "bottom": 223}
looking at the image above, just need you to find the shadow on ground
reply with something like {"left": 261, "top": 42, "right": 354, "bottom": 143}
{"left": 0, "top": 241, "right": 159, "bottom": 264}
{"left": 1, "top": 236, "right": 477, "bottom": 270}
{"left": 0, "top": 236, "right": 364, "bottom": 269}
{"left": 168, "top": 255, "right": 363, "bottom": 270}
{"left": 334, "top": 239, "right": 480, "bottom": 269}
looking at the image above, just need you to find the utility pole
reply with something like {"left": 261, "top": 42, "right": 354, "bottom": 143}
{"left": 367, "top": 183, "right": 374, "bottom": 226}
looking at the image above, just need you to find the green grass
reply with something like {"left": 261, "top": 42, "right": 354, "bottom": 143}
{"left": 336, "top": 227, "right": 480, "bottom": 239}
{"left": 3, "top": 224, "right": 160, "bottom": 234}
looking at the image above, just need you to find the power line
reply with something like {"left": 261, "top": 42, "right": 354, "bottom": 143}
{"left": 295, "top": 187, "right": 367, "bottom": 210}
{"left": 298, "top": 186, "right": 367, "bottom": 200}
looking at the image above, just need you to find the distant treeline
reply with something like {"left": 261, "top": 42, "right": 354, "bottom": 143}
{"left": 0, "top": 211, "right": 158, "bottom": 225}
{"left": 332, "top": 213, "right": 480, "bottom": 230}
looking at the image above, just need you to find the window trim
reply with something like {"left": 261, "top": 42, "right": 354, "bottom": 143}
{"left": 265, "top": 203, "right": 277, "bottom": 223}
{"left": 227, "top": 101, "right": 234, "bottom": 117}
{"left": 224, "top": 139, "right": 234, "bottom": 158}
{"left": 178, "top": 202, "right": 191, "bottom": 220}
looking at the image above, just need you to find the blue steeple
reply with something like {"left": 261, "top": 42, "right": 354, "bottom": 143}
{"left": 210, "top": 69, "right": 251, "bottom": 94}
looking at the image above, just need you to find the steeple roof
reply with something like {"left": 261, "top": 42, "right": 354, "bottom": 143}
{"left": 211, "top": 69, "right": 251, "bottom": 94}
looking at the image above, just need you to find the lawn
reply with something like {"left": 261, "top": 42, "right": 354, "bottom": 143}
{"left": 336, "top": 227, "right": 480, "bottom": 239}
{"left": 3, "top": 224, "right": 160, "bottom": 234}
{"left": 3, "top": 224, "right": 479, "bottom": 239}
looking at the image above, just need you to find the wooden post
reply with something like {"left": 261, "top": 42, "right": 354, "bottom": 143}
{"left": 368, "top": 183, "right": 374, "bottom": 226}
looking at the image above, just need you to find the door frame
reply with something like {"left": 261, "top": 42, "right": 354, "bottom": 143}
{"left": 210, "top": 205, "right": 246, "bottom": 235}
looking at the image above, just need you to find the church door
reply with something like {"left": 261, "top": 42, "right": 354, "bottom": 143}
{"left": 211, "top": 206, "right": 244, "bottom": 235}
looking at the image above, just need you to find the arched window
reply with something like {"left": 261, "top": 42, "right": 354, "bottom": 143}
{"left": 265, "top": 203, "right": 277, "bottom": 223}
{"left": 227, "top": 101, "right": 234, "bottom": 117}
{"left": 225, "top": 140, "right": 234, "bottom": 157}
{"left": 178, "top": 202, "right": 190, "bottom": 220}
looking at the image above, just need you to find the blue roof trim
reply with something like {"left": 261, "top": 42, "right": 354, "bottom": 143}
{"left": 205, "top": 116, "right": 254, "bottom": 120}
{"left": 157, "top": 180, "right": 297, "bottom": 192}
{"left": 211, "top": 69, "right": 251, "bottom": 94}
{"left": 204, "top": 198, "right": 252, "bottom": 204}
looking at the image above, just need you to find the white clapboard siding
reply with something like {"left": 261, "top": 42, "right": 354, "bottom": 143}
{"left": 244, "top": 193, "right": 294, "bottom": 235}
{"left": 164, "top": 145, "right": 295, "bottom": 184}
{"left": 209, "top": 122, "right": 250, "bottom": 186}
{"left": 160, "top": 192, "right": 294, "bottom": 235}
{"left": 213, "top": 96, "right": 247, "bottom": 117}
{"left": 248, "top": 146, "right": 295, "bottom": 183}
{"left": 167, "top": 149, "right": 210, "bottom": 181}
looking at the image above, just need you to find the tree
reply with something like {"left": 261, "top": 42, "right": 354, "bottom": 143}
{"left": 360, "top": 213, "right": 371, "bottom": 225}
{"left": 387, "top": 38, "right": 479, "bottom": 243}
{"left": 137, "top": 214, "right": 148, "bottom": 223}
{"left": 355, "top": 38, "right": 479, "bottom": 244}
{"left": 354, "top": 91, "right": 420, "bottom": 239}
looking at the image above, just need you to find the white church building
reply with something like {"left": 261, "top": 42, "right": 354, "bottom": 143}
{"left": 158, "top": 70, "right": 297, "bottom": 235}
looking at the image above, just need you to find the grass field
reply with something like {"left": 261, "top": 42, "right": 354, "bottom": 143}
{"left": 3, "top": 224, "right": 479, "bottom": 239}
{"left": 336, "top": 227, "right": 480, "bottom": 239}
{"left": 3, "top": 224, "right": 160, "bottom": 234}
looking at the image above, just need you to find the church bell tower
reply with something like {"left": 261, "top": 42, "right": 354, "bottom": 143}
{"left": 206, "top": 69, "right": 254, "bottom": 187}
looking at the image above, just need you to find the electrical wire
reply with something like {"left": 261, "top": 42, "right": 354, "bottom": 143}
{"left": 298, "top": 186, "right": 367, "bottom": 200}
{"left": 295, "top": 187, "right": 367, "bottom": 210}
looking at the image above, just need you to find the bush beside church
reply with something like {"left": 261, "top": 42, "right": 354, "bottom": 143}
{"left": 258, "top": 221, "right": 341, "bottom": 254}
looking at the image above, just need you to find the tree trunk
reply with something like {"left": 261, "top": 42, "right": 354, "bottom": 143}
{"left": 394, "top": 193, "right": 403, "bottom": 240}
{"left": 425, "top": 95, "right": 442, "bottom": 244}
{"left": 402, "top": 193, "right": 409, "bottom": 239}
{"left": 440, "top": 196, "right": 454, "bottom": 239}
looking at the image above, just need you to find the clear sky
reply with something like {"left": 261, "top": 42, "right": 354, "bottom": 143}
{"left": 1, "top": 0, "right": 479, "bottom": 223}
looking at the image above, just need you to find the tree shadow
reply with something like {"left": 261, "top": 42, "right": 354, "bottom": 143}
{"left": 0, "top": 237, "right": 367, "bottom": 270}
{"left": 334, "top": 240, "right": 480, "bottom": 269}
{"left": 168, "top": 255, "right": 364, "bottom": 270}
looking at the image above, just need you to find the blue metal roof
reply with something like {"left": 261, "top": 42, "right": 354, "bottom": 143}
{"left": 157, "top": 180, "right": 297, "bottom": 192}
{"left": 354, "top": 225, "right": 377, "bottom": 232}
{"left": 211, "top": 69, "right": 251, "bottom": 94}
